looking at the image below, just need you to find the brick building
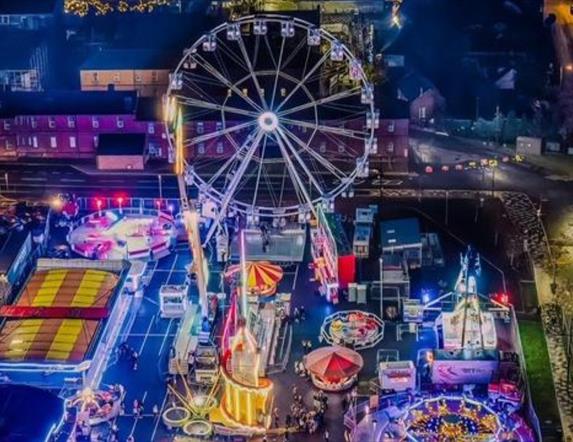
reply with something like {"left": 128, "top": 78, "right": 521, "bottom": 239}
{"left": 0, "top": 91, "right": 169, "bottom": 161}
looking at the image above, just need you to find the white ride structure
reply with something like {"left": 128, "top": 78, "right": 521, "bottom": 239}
{"left": 165, "top": 14, "right": 377, "bottom": 245}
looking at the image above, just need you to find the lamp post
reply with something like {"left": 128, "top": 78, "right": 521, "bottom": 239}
{"left": 117, "top": 197, "right": 124, "bottom": 214}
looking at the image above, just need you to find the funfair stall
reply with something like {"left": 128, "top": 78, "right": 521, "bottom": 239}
{"left": 378, "top": 361, "right": 416, "bottom": 392}
{"left": 311, "top": 207, "right": 355, "bottom": 304}
{"left": 304, "top": 346, "right": 363, "bottom": 391}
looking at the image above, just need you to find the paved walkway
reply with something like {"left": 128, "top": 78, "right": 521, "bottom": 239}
{"left": 501, "top": 192, "right": 573, "bottom": 440}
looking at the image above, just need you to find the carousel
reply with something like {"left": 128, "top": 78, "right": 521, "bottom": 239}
{"left": 320, "top": 310, "right": 384, "bottom": 350}
{"left": 304, "top": 346, "right": 363, "bottom": 391}
{"left": 224, "top": 261, "right": 284, "bottom": 297}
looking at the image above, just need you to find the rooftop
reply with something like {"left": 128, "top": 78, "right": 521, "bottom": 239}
{"left": 97, "top": 133, "right": 146, "bottom": 156}
{"left": 0, "top": 0, "right": 56, "bottom": 14}
{"left": 81, "top": 48, "right": 179, "bottom": 70}
{"left": 0, "top": 91, "right": 138, "bottom": 118}
{"left": 380, "top": 217, "right": 422, "bottom": 249}
{"left": 0, "top": 30, "right": 44, "bottom": 70}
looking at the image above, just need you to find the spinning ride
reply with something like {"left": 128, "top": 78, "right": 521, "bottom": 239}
{"left": 404, "top": 396, "right": 502, "bottom": 441}
{"left": 320, "top": 310, "right": 384, "bottom": 350}
{"left": 304, "top": 345, "right": 363, "bottom": 391}
{"left": 165, "top": 14, "right": 377, "bottom": 243}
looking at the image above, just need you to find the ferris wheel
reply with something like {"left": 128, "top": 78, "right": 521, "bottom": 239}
{"left": 166, "top": 14, "right": 377, "bottom": 238}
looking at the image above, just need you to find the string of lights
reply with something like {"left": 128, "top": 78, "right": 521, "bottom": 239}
{"left": 64, "top": 0, "right": 172, "bottom": 16}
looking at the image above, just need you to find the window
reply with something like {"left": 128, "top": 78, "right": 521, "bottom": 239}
{"left": 92, "top": 117, "right": 99, "bottom": 129}
{"left": 50, "top": 136, "right": 57, "bottom": 148}
{"left": 338, "top": 145, "right": 345, "bottom": 153}
{"left": 0, "top": 15, "right": 9, "bottom": 25}
{"left": 67, "top": 116, "right": 75, "bottom": 128}
{"left": 3, "top": 121, "right": 10, "bottom": 131}
{"left": 419, "top": 106, "right": 426, "bottom": 120}
{"left": 69, "top": 136, "right": 77, "bottom": 149}
{"left": 31, "top": 117, "right": 37, "bottom": 128}
{"left": 196, "top": 122, "right": 204, "bottom": 134}
{"left": 242, "top": 88, "right": 248, "bottom": 96}
{"left": 215, "top": 122, "right": 223, "bottom": 131}
{"left": 151, "top": 71, "right": 158, "bottom": 82}
{"left": 148, "top": 123, "right": 155, "bottom": 134}
{"left": 319, "top": 142, "right": 326, "bottom": 153}
{"left": 93, "top": 136, "right": 98, "bottom": 147}
{"left": 92, "top": 72, "right": 99, "bottom": 83}
{"left": 198, "top": 143, "right": 205, "bottom": 154}
{"left": 280, "top": 88, "right": 286, "bottom": 97}
{"left": 135, "top": 73, "right": 143, "bottom": 83}
{"left": 116, "top": 118, "right": 124, "bottom": 129}
{"left": 32, "top": 136, "right": 38, "bottom": 148}
{"left": 113, "top": 73, "right": 120, "bottom": 82}
{"left": 386, "top": 141, "right": 394, "bottom": 153}
{"left": 387, "top": 122, "right": 395, "bottom": 132}
{"left": 48, "top": 117, "right": 55, "bottom": 128}
{"left": 216, "top": 142, "right": 224, "bottom": 154}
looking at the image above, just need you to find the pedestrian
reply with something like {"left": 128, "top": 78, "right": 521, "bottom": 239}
{"left": 324, "top": 428, "right": 330, "bottom": 442}
{"left": 293, "top": 307, "right": 300, "bottom": 323}
{"left": 152, "top": 404, "right": 159, "bottom": 417}
{"left": 273, "top": 407, "right": 280, "bottom": 428}
{"left": 300, "top": 305, "right": 306, "bottom": 320}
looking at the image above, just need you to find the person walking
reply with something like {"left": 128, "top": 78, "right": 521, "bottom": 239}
{"left": 324, "top": 428, "right": 330, "bottom": 442}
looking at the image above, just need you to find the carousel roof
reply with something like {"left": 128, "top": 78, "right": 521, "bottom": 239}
{"left": 304, "top": 346, "right": 363, "bottom": 380}
{"left": 224, "top": 261, "right": 283, "bottom": 293}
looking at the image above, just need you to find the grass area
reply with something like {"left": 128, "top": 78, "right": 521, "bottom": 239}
{"left": 518, "top": 320, "right": 561, "bottom": 425}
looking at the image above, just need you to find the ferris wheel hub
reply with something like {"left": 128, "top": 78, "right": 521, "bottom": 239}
{"left": 258, "top": 111, "right": 279, "bottom": 133}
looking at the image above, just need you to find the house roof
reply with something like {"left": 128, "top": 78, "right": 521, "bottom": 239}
{"left": 97, "top": 133, "right": 146, "bottom": 156}
{"left": 0, "top": 30, "right": 44, "bottom": 70}
{"left": 396, "top": 71, "right": 437, "bottom": 101}
{"left": 375, "top": 87, "right": 410, "bottom": 119}
{"left": 81, "top": 48, "right": 179, "bottom": 70}
{"left": 0, "top": 91, "right": 138, "bottom": 118}
{"left": 380, "top": 217, "right": 421, "bottom": 249}
{"left": 0, "top": 0, "right": 56, "bottom": 14}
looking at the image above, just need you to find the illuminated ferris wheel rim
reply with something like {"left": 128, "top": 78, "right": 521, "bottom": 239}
{"left": 167, "top": 14, "right": 376, "bottom": 220}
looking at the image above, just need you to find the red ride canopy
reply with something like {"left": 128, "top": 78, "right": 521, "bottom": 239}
{"left": 304, "top": 346, "right": 363, "bottom": 381}
{"left": 0, "top": 305, "right": 109, "bottom": 320}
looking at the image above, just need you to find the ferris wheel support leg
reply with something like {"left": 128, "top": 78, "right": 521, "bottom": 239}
{"left": 203, "top": 130, "right": 264, "bottom": 246}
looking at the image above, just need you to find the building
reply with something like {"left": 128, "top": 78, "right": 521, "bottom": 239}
{"left": 375, "top": 92, "right": 410, "bottom": 174}
{"left": 380, "top": 217, "right": 422, "bottom": 269}
{"left": 0, "top": 0, "right": 56, "bottom": 30}
{"left": 0, "top": 91, "right": 169, "bottom": 161}
{"left": 80, "top": 49, "right": 176, "bottom": 97}
{"left": 396, "top": 71, "right": 445, "bottom": 125}
{"left": 96, "top": 133, "right": 147, "bottom": 170}
{"left": 0, "top": 30, "right": 48, "bottom": 91}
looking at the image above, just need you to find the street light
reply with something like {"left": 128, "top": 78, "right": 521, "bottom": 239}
{"left": 96, "top": 199, "right": 103, "bottom": 217}
{"left": 117, "top": 197, "right": 124, "bottom": 214}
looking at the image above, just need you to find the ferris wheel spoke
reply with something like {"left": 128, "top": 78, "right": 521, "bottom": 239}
{"left": 280, "top": 117, "right": 368, "bottom": 140}
{"left": 275, "top": 49, "right": 331, "bottom": 113}
{"left": 270, "top": 36, "right": 286, "bottom": 109}
{"left": 176, "top": 96, "right": 259, "bottom": 118}
{"left": 280, "top": 127, "right": 347, "bottom": 180}
{"left": 214, "top": 37, "right": 250, "bottom": 74}
{"left": 236, "top": 36, "right": 268, "bottom": 108}
{"left": 184, "top": 120, "right": 256, "bottom": 147}
{"left": 192, "top": 53, "right": 263, "bottom": 112}
{"left": 280, "top": 34, "right": 307, "bottom": 72}
{"left": 251, "top": 135, "right": 268, "bottom": 208}
{"left": 204, "top": 129, "right": 265, "bottom": 244}
{"left": 278, "top": 86, "right": 361, "bottom": 118}
{"left": 273, "top": 130, "right": 317, "bottom": 216}
{"left": 276, "top": 127, "right": 325, "bottom": 197}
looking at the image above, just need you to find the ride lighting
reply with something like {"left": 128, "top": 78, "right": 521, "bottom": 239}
{"left": 297, "top": 207, "right": 306, "bottom": 224}
{"left": 349, "top": 59, "right": 363, "bottom": 81}
{"left": 307, "top": 27, "right": 320, "bottom": 46}
{"left": 366, "top": 110, "right": 380, "bottom": 129}
{"left": 253, "top": 19, "right": 267, "bottom": 35}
